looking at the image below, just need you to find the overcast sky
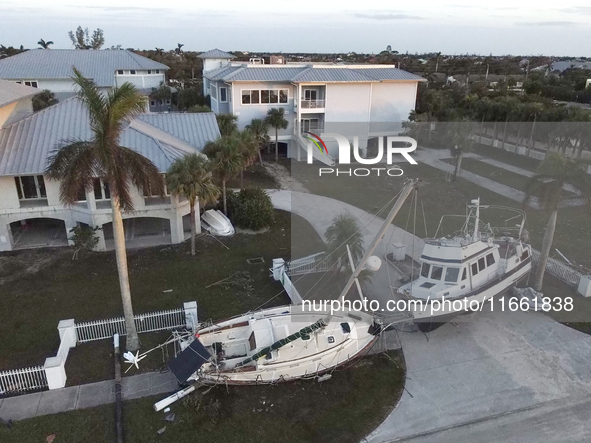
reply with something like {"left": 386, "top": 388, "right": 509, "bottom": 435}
{"left": 1, "top": 0, "right": 590, "bottom": 56}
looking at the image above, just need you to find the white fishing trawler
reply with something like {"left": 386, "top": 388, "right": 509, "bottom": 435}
{"left": 398, "top": 198, "right": 532, "bottom": 329}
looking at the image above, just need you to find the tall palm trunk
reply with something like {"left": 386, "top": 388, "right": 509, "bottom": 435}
{"left": 111, "top": 194, "right": 140, "bottom": 351}
{"left": 527, "top": 114, "right": 537, "bottom": 157}
{"left": 258, "top": 147, "right": 264, "bottom": 165}
{"left": 189, "top": 199, "right": 196, "bottom": 256}
{"left": 532, "top": 209, "right": 558, "bottom": 292}
{"left": 240, "top": 169, "right": 244, "bottom": 189}
{"left": 222, "top": 179, "right": 227, "bottom": 215}
{"left": 275, "top": 127, "right": 279, "bottom": 162}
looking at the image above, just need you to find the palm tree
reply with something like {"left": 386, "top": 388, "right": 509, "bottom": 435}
{"left": 325, "top": 214, "right": 365, "bottom": 268}
{"left": 246, "top": 118, "right": 270, "bottom": 164}
{"left": 38, "top": 39, "right": 53, "bottom": 49}
{"left": 524, "top": 153, "right": 591, "bottom": 291}
{"left": 236, "top": 130, "right": 259, "bottom": 188}
{"left": 204, "top": 135, "right": 244, "bottom": 214}
{"left": 166, "top": 154, "right": 220, "bottom": 256}
{"left": 45, "top": 68, "right": 164, "bottom": 352}
{"left": 265, "top": 108, "right": 288, "bottom": 162}
{"left": 216, "top": 113, "right": 238, "bottom": 137}
{"left": 443, "top": 119, "right": 476, "bottom": 180}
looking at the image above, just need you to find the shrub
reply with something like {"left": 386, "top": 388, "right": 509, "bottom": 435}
{"left": 226, "top": 188, "right": 274, "bottom": 231}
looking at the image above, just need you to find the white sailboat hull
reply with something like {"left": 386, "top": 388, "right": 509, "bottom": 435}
{"left": 187, "top": 306, "right": 378, "bottom": 385}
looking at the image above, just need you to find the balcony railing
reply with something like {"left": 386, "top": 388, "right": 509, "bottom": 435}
{"left": 300, "top": 124, "right": 324, "bottom": 134}
{"left": 301, "top": 99, "right": 325, "bottom": 109}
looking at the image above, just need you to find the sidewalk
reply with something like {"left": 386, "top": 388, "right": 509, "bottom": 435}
{"left": 0, "top": 370, "right": 178, "bottom": 421}
{"left": 415, "top": 148, "right": 585, "bottom": 208}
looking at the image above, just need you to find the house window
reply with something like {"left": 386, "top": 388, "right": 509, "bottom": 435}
{"left": 24, "top": 81, "right": 38, "bottom": 88}
{"left": 445, "top": 267, "right": 460, "bottom": 283}
{"left": 117, "top": 70, "right": 124, "bottom": 75}
{"left": 147, "top": 70, "right": 152, "bottom": 74}
{"left": 150, "top": 100, "right": 155, "bottom": 106}
{"left": 129, "top": 70, "right": 136, "bottom": 75}
{"left": 93, "top": 178, "right": 110, "bottom": 201}
{"left": 220, "top": 87, "right": 227, "bottom": 103}
{"left": 210, "top": 84, "right": 217, "bottom": 100}
{"left": 155, "top": 70, "right": 160, "bottom": 74}
{"left": 15, "top": 175, "right": 46, "bottom": 200}
{"left": 241, "top": 89, "right": 288, "bottom": 105}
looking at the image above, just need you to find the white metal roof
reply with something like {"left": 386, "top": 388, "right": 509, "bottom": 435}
{"left": 0, "top": 79, "right": 39, "bottom": 108}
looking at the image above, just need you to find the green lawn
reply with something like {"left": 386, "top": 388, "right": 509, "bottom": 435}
{"left": 0, "top": 351, "right": 405, "bottom": 443}
{"left": 472, "top": 143, "right": 543, "bottom": 172}
{"left": 226, "top": 163, "right": 280, "bottom": 189}
{"left": 446, "top": 158, "right": 533, "bottom": 192}
{"left": 0, "top": 210, "right": 325, "bottom": 383}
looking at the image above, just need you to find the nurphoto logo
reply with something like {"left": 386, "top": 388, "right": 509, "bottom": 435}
{"left": 305, "top": 133, "right": 418, "bottom": 177}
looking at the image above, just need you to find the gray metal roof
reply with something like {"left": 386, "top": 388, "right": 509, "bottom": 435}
{"left": 225, "top": 67, "right": 308, "bottom": 82}
{"left": 0, "top": 79, "right": 39, "bottom": 108}
{"left": 136, "top": 113, "right": 220, "bottom": 151}
{"left": 198, "top": 49, "right": 236, "bottom": 59}
{"left": 0, "top": 49, "right": 169, "bottom": 88}
{"left": 204, "top": 64, "right": 425, "bottom": 83}
{"left": 350, "top": 68, "right": 426, "bottom": 81}
{"left": 291, "top": 68, "right": 375, "bottom": 82}
{"left": 0, "top": 98, "right": 219, "bottom": 176}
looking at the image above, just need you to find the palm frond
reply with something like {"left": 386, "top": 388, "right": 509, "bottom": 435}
{"left": 45, "top": 139, "right": 99, "bottom": 205}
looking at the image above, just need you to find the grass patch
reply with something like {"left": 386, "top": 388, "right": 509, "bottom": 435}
{"left": 0, "top": 210, "right": 324, "bottom": 383}
{"left": 226, "top": 163, "right": 280, "bottom": 189}
{"left": 0, "top": 351, "right": 405, "bottom": 443}
{"left": 472, "top": 143, "right": 542, "bottom": 172}
{"left": 445, "top": 158, "right": 533, "bottom": 192}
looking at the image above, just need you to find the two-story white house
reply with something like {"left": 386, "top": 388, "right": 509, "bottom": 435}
{"left": 0, "top": 49, "right": 171, "bottom": 112}
{"left": 0, "top": 79, "right": 221, "bottom": 252}
{"left": 200, "top": 49, "right": 425, "bottom": 163}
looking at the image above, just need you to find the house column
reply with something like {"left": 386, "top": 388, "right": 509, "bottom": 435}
{"left": 169, "top": 197, "right": 185, "bottom": 245}
{"left": 64, "top": 218, "right": 77, "bottom": 246}
{"left": 0, "top": 220, "right": 14, "bottom": 252}
{"left": 94, "top": 224, "right": 107, "bottom": 251}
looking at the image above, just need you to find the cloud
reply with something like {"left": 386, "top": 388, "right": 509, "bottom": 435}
{"left": 354, "top": 13, "right": 423, "bottom": 20}
{"left": 560, "top": 6, "right": 591, "bottom": 15}
{"left": 518, "top": 21, "right": 579, "bottom": 26}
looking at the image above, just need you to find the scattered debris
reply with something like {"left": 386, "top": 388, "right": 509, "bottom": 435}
{"left": 162, "top": 289, "right": 173, "bottom": 293}
{"left": 246, "top": 257, "right": 265, "bottom": 265}
{"left": 46, "top": 435, "right": 56, "bottom": 443}
{"left": 163, "top": 407, "right": 171, "bottom": 413}
{"left": 157, "top": 426, "right": 167, "bottom": 435}
{"left": 317, "top": 374, "right": 332, "bottom": 383}
{"left": 165, "top": 413, "right": 176, "bottom": 422}
{"left": 205, "top": 271, "right": 254, "bottom": 293}
{"left": 0, "top": 418, "right": 13, "bottom": 429}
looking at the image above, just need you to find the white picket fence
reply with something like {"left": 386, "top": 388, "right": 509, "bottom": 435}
{"left": 1, "top": 302, "right": 197, "bottom": 396}
{"left": 531, "top": 249, "right": 583, "bottom": 288}
{"left": 0, "top": 366, "right": 48, "bottom": 395}
{"left": 285, "top": 252, "right": 332, "bottom": 277}
{"left": 75, "top": 307, "right": 186, "bottom": 343}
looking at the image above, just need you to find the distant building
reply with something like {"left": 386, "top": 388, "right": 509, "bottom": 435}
{"left": 551, "top": 60, "right": 591, "bottom": 73}
{"left": 200, "top": 49, "right": 425, "bottom": 164}
{"left": 0, "top": 49, "right": 171, "bottom": 112}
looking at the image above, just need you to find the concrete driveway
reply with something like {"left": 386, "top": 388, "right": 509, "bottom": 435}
{"left": 270, "top": 190, "right": 591, "bottom": 443}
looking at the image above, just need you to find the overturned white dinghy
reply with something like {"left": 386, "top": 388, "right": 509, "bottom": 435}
{"left": 201, "top": 209, "right": 235, "bottom": 236}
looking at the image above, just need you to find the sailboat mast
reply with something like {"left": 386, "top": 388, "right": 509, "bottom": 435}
{"left": 338, "top": 179, "right": 418, "bottom": 303}
{"left": 473, "top": 197, "right": 480, "bottom": 240}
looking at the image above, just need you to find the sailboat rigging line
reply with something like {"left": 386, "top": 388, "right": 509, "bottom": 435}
{"left": 294, "top": 188, "right": 406, "bottom": 301}
{"left": 252, "top": 189, "right": 405, "bottom": 312}
{"left": 421, "top": 199, "right": 428, "bottom": 238}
